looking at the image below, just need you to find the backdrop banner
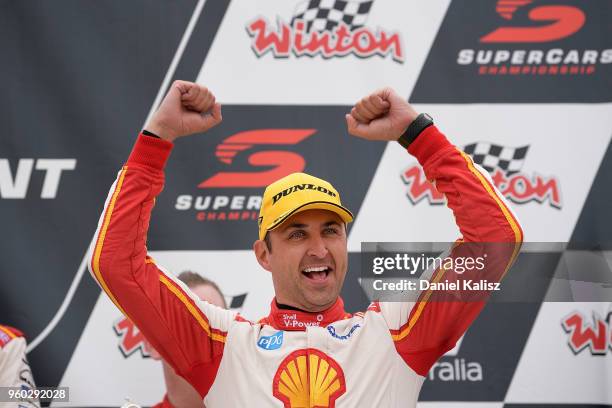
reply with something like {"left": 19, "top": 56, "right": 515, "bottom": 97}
{"left": 1, "top": 0, "right": 611, "bottom": 406}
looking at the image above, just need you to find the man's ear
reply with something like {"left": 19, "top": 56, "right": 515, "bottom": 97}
{"left": 253, "top": 240, "right": 272, "bottom": 273}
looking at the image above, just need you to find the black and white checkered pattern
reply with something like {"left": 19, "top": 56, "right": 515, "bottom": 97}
{"left": 291, "top": 0, "right": 374, "bottom": 32}
{"left": 463, "top": 142, "right": 529, "bottom": 175}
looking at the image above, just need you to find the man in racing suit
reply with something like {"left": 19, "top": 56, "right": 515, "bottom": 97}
{"left": 89, "top": 81, "right": 522, "bottom": 407}
{"left": 148, "top": 271, "right": 227, "bottom": 408}
{"left": 0, "top": 325, "right": 40, "bottom": 408}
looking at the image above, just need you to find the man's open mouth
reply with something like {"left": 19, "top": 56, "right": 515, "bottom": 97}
{"left": 301, "top": 266, "right": 332, "bottom": 281}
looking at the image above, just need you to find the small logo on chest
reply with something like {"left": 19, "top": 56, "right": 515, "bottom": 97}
{"left": 258, "top": 330, "right": 284, "bottom": 350}
{"left": 327, "top": 324, "right": 361, "bottom": 341}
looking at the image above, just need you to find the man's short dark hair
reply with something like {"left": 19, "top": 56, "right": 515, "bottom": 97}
{"left": 264, "top": 233, "right": 273, "bottom": 253}
{"left": 177, "top": 271, "right": 227, "bottom": 308}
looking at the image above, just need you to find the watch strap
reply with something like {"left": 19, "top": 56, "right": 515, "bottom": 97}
{"left": 142, "top": 129, "right": 161, "bottom": 139}
{"left": 397, "top": 113, "right": 434, "bottom": 149}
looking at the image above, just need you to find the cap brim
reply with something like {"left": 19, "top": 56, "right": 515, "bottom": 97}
{"left": 266, "top": 201, "right": 354, "bottom": 234}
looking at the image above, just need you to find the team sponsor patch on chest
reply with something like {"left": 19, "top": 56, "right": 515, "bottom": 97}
{"left": 257, "top": 330, "right": 284, "bottom": 350}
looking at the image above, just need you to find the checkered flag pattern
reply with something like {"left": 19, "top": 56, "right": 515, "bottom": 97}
{"left": 463, "top": 142, "right": 529, "bottom": 175}
{"left": 291, "top": 0, "right": 374, "bottom": 32}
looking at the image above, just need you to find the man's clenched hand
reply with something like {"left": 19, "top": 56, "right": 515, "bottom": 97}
{"left": 144, "top": 81, "right": 222, "bottom": 142}
{"left": 345, "top": 87, "right": 418, "bottom": 142}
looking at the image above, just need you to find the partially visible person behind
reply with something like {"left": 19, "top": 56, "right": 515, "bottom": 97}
{"left": 0, "top": 325, "right": 40, "bottom": 408}
{"left": 147, "top": 272, "right": 226, "bottom": 408}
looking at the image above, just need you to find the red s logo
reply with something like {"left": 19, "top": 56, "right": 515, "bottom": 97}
{"left": 481, "top": 3, "right": 585, "bottom": 43}
{"left": 199, "top": 129, "right": 316, "bottom": 188}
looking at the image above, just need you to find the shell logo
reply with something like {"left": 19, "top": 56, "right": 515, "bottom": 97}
{"left": 273, "top": 348, "right": 346, "bottom": 408}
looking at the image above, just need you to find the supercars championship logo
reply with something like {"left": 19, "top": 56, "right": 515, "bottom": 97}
{"left": 246, "top": 0, "right": 404, "bottom": 62}
{"left": 402, "top": 142, "right": 562, "bottom": 209}
{"left": 562, "top": 310, "right": 612, "bottom": 356}
{"left": 458, "top": 0, "right": 611, "bottom": 76}
{"left": 175, "top": 129, "right": 316, "bottom": 223}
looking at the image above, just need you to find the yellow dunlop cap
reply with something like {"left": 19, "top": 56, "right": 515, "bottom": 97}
{"left": 258, "top": 172, "right": 354, "bottom": 240}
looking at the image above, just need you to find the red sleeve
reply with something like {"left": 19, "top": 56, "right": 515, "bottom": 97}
{"left": 379, "top": 125, "right": 523, "bottom": 376}
{"left": 88, "top": 134, "right": 236, "bottom": 396}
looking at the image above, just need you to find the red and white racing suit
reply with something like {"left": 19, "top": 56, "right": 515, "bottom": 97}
{"left": 0, "top": 325, "right": 40, "bottom": 408}
{"left": 89, "top": 126, "right": 522, "bottom": 407}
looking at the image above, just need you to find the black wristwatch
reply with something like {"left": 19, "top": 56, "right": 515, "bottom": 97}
{"left": 397, "top": 113, "right": 434, "bottom": 149}
{"left": 142, "top": 129, "right": 161, "bottom": 139}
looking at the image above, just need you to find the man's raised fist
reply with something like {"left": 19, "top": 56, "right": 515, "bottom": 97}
{"left": 145, "top": 80, "right": 222, "bottom": 142}
{"left": 346, "top": 87, "right": 418, "bottom": 142}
